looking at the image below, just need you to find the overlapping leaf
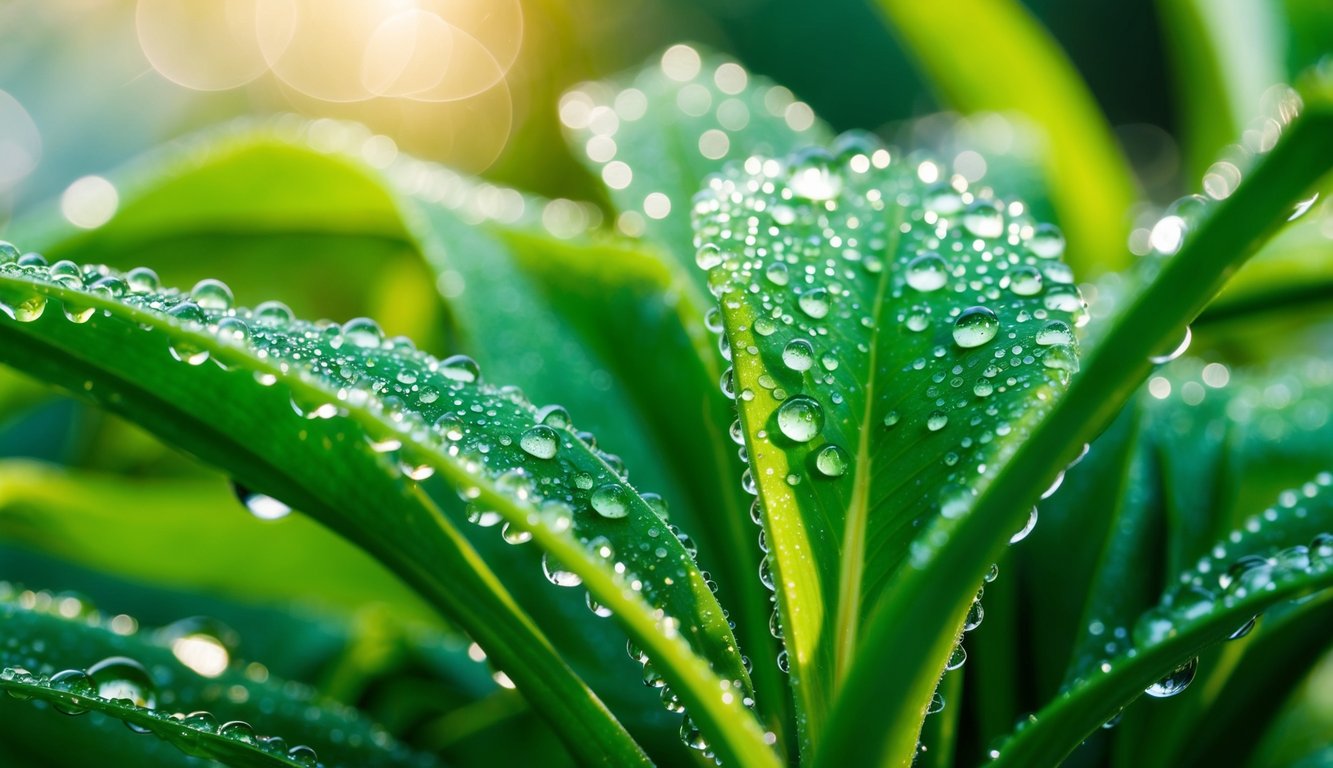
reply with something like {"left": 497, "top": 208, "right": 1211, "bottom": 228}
{"left": 0, "top": 250, "right": 775, "bottom": 767}
{"left": 693, "top": 132, "right": 1084, "bottom": 751}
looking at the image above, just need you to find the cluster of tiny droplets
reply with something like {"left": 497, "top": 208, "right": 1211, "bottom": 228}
{"left": 0, "top": 583, "right": 442, "bottom": 768}
{"left": 560, "top": 44, "right": 821, "bottom": 241}
{"left": 687, "top": 119, "right": 1089, "bottom": 710}
{"left": 0, "top": 243, "right": 760, "bottom": 755}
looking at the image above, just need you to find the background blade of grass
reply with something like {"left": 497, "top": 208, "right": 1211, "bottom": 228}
{"left": 874, "top": 0, "right": 1139, "bottom": 277}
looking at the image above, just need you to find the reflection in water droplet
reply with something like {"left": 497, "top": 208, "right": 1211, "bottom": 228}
{"left": 952, "top": 307, "right": 999, "bottom": 348}
{"left": 776, "top": 396, "right": 824, "bottom": 442}
{"left": 87, "top": 656, "right": 157, "bottom": 709}
{"left": 1144, "top": 657, "right": 1197, "bottom": 698}
{"left": 519, "top": 425, "right": 560, "bottom": 459}
{"left": 814, "top": 444, "right": 848, "bottom": 477}
{"left": 906, "top": 253, "right": 950, "bottom": 292}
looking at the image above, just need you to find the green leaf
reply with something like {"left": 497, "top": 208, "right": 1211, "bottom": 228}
{"left": 817, "top": 78, "right": 1333, "bottom": 768}
{"left": 988, "top": 471, "right": 1333, "bottom": 766}
{"left": 561, "top": 45, "right": 831, "bottom": 287}
{"left": 873, "top": 0, "right": 1139, "bottom": 277}
{"left": 0, "top": 255, "right": 743, "bottom": 767}
{"left": 693, "top": 132, "right": 1085, "bottom": 754}
{"left": 0, "top": 584, "right": 431, "bottom": 767}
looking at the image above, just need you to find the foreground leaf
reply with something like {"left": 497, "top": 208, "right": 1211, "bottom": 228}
{"left": 693, "top": 131, "right": 1084, "bottom": 752}
{"left": 0, "top": 251, "right": 777, "bottom": 765}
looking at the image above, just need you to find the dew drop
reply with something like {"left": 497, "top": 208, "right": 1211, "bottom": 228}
{"left": 125, "top": 267, "right": 160, "bottom": 294}
{"left": 765, "top": 262, "right": 790, "bottom": 286}
{"left": 542, "top": 554, "right": 583, "bottom": 587}
{"left": 782, "top": 339, "right": 815, "bottom": 372}
{"left": 814, "top": 444, "right": 849, "bottom": 477}
{"left": 253, "top": 300, "right": 293, "bottom": 325}
{"left": 788, "top": 149, "right": 842, "bottom": 201}
{"left": 519, "top": 425, "right": 560, "bottom": 459}
{"left": 590, "top": 483, "right": 630, "bottom": 519}
{"left": 883, "top": 410, "right": 900, "bottom": 428}
{"left": 695, "top": 244, "right": 724, "bottom": 270}
{"left": 1009, "top": 507, "right": 1038, "bottom": 544}
{"left": 1007, "top": 265, "right": 1044, "bottom": 296}
{"left": 906, "top": 253, "right": 950, "bottom": 292}
{"left": 232, "top": 482, "right": 292, "bottom": 521}
{"left": 962, "top": 200, "right": 1004, "bottom": 238}
{"left": 1148, "top": 326, "right": 1192, "bottom": 365}
{"left": 190, "top": 279, "right": 234, "bottom": 312}
{"left": 12, "top": 295, "right": 46, "bottom": 322}
{"left": 341, "top": 317, "right": 383, "bottom": 349}
{"left": 1029, "top": 223, "right": 1065, "bottom": 259}
{"left": 952, "top": 306, "right": 999, "bottom": 348}
{"left": 440, "top": 354, "right": 481, "bottom": 383}
{"left": 1035, "top": 320, "right": 1073, "bottom": 346}
{"left": 927, "top": 410, "right": 949, "bottom": 431}
{"left": 219, "top": 720, "right": 257, "bottom": 745}
{"left": 1144, "top": 657, "right": 1197, "bottom": 698}
{"left": 87, "top": 656, "right": 157, "bottom": 709}
{"left": 776, "top": 396, "right": 824, "bottom": 442}
{"left": 50, "top": 669, "right": 95, "bottom": 715}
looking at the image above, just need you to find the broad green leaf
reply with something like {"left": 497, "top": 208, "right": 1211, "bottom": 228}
{"left": 0, "top": 584, "right": 432, "bottom": 768}
{"left": 0, "top": 460, "right": 437, "bottom": 622}
{"left": 6, "top": 131, "right": 445, "bottom": 346}
{"left": 817, "top": 78, "right": 1333, "bottom": 768}
{"left": 562, "top": 46, "right": 831, "bottom": 288}
{"left": 988, "top": 472, "right": 1333, "bottom": 766}
{"left": 874, "top": 0, "right": 1139, "bottom": 276}
{"left": 693, "top": 132, "right": 1085, "bottom": 753}
{"left": 0, "top": 251, "right": 777, "bottom": 767}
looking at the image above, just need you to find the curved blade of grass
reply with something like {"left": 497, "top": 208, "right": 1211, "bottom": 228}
{"left": 8, "top": 119, "right": 766, "bottom": 753}
{"left": 0, "top": 584, "right": 433, "bottom": 768}
{"left": 817, "top": 79, "right": 1333, "bottom": 768}
{"left": 989, "top": 472, "right": 1333, "bottom": 766}
{"left": 873, "top": 0, "right": 1139, "bottom": 277}
{"left": 694, "top": 132, "right": 1085, "bottom": 753}
{"left": 0, "top": 255, "right": 776, "bottom": 767}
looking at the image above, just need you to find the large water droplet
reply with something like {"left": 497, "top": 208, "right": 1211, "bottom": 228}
{"left": 520, "top": 425, "right": 559, "bottom": 459}
{"left": 1007, "top": 265, "right": 1044, "bottom": 296}
{"left": 952, "top": 307, "right": 999, "bottom": 348}
{"left": 906, "top": 253, "right": 950, "bottom": 292}
{"left": 695, "top": 244, "right": 723, "bottom": 270}
{"left": 927, "top": 410, "right": 949, "bottom": 431}
{"left": 341, "top": 317, "right": 384, "bottom": 349}
{"left": 1035, "top": 320, "right": 1073, "bottom": 346}
{"left": 798, "top": 287, "right": 830, "bottom": 319}
{"left": 50, "top": 669, "right": 96, "bottom": 715}
{"left": 814, "top": 444, "right": 849, "bottom": 477}
{"left": 232, "top": 482, "right": 292, "bottom": 520}
{"left": 440, "top": 354, "right": 481, "bottom": 383}
{"left": 542, "top": 554, "right": 583, "bottom": 587}
{"left": 1029, "top": 223, "right": 1065, "bottom": 259}
{"left": 776, "top": 396, "right": 824, "bottom": 442}
{"left": 782, "top": 339, "right": 815, "bottom": 372}
{"left": 590, "top": 483, "right": 630, "bottom": 519}
{"left": 87, "top": 657, "right": 157, "bottom": 709}
{"left": 1144, "top": 657, "right": 1197, "bottom": 698}
{"left": 962, "top": 200, "right": 1004, "bottom": 238}
{"left": 191, "top": 279, "right": 234, "bottom": 312}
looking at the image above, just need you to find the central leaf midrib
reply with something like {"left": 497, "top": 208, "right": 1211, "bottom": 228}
{"left": 832, "top": 203, "right": 907, "bottom": 684}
